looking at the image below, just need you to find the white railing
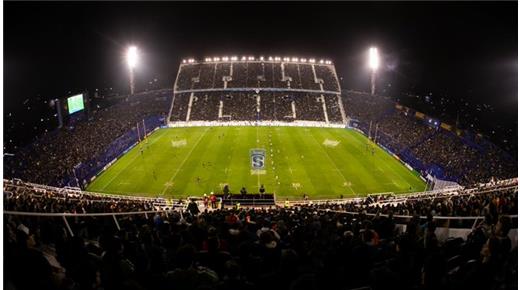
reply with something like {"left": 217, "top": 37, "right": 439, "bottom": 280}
{"left": 4, "top": 207, "right": 186, "bottom": 237}
{"left": 4, "top": 179, "right": 175, "bottom": 204}
{"left": 280, "top": 178, "right": 517, "bottom": 206}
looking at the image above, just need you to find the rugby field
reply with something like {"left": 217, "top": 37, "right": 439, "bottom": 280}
{"left": 86, "top": 126, "right": 426, "bottom": 199}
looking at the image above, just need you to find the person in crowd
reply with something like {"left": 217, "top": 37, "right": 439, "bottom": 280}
{"left": 210, "top": 192, "right": 217, "bottom": 209}
{"left": 187, "top": 199, "right": 200, "bottom": 216}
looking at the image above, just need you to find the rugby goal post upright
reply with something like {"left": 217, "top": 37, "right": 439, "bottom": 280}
{"left": 137, "top": 121, "right": 141, "bottom": 142}
{"left": 143, "top": 119, "right": 147, "bottom": 138}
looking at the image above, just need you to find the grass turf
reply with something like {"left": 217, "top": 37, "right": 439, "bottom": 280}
{"left": 86, "top": 126, "right": 426, "bottom": 199}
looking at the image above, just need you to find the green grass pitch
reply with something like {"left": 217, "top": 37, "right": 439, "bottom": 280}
{"left": 86, "top": 126, "right": 426, "bottom": 199}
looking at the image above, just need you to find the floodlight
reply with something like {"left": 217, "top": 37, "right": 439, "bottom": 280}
{"left": 319, "top": 60, "right": 324, "bottom": 64}
{"left": 242, "top": 56, "right": 246, "bottom": 61}
{"left": 269, "top": 57, "right": 273, "bottom": 61}
{"left": 309, "top": 58, "right": 315, "bottom": 63}
{"left": 292, "top": 57, "right": 298, "bottom": 62}
{"left": 127, "top": 46, "right": 138, "bottom": 69}
{"left": 368, "top": 47, "right": 380, "bottom": 95}
{"left": 223, "top": 57, "right": 229, "bottom": 61}
{"left": 368, "top": 47, "right": 379, "bottom": 71}
{"left": 260, "top": 56, "right": 264, "bottom": 61}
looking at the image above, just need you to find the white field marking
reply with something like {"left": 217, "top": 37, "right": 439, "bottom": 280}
{"left": 160, "top": 128, "right": 209, "bottom": 195}
{"left": 360, "top": 136, "right": 411, "bottom": 187}
{"left": 343, "top": 181, "right": 352, "bottom": 187}
{"left": 256, "top": 127, "right": 260, "bottom": 190}
{"left": 119, "top": 182, "right": 130, "bottom": 185}
{"left": 251, "top": 170, "right": 266, "bottom": 175}
{"left": 322, "top": 139, "right": 340, "bottom": 147}
{"left": 307, "top": 131, "right": 356, "bottom": 195}
{"left": 378, "top": 156, "right": 409, "bottom": 186}
{"left": 171, "top": 139, "right": 187, "bottom": 147}
{"left": 289, "top": 167, "right": 293, "bottom": 175}
{"left": 164, "top": 181, "right": 174, "bottom": 187}
{"left": 292, "top": 183, "right": 301, "bottom": 189}
{"left": 101, "top": 130, "right": 165, "bottom": 190}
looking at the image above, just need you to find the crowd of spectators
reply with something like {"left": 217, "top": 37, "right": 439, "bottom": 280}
{"left": 4, "top": 180, "right": 167, "bottom": 214}
{"left": 323, "top": 94, "right": 344, "bottom": 123}
{"left": 189, "top": 93, "right": 222, "bottom": 121}
{"left": 4, "top": 194, "right": 516, "bottom": 290}
{"left": 169, "top": 93, "right": 191, "bottom": 121}
{"left": 307, "top": 185, "right": 517, "bottom": 218}
{"left": 193, "top": 64, "right": 216, "bottom": 90}
{"left": 175, "top": 61, "right": 340, "bottom": 92}
{"left": 173, "top": 91, "right": 340, "bottom": 123}
{"left": 376, "top": 111, "right": 434, "bottom": 153}
{"left": 5, "top": 90, "right": 172, "bottom": 186}
{"left": 222, "top": 93, "right": 258, "bottom": 121}
{"left": 299, "top": 64, "right": 321, "bottom": 90}
{"left": 293, "top": 94, "right": 323, "bottom": 121}
{"left": 343, "top": 91, "right": 517, "bottom": 186}
{"left": 315, "top": 65, "right": 340, "bottom": 92}
{"left": 246, "top": 63, "right": 263, "bottom": 87}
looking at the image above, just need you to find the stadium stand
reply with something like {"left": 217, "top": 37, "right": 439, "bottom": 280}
{"left": 5, "top": 89, "right": 172, "bottom": 187}
{"left": 4, "top": 178, "right": 517, "bottom": 290}
{"left": 342, "top": 90, "right": 517, "bottom": 186}
{"left": 174, "top": 59, "right": 340, "bottom": 92}
{"left": 171, "top": 59, "right": 343, "bottom": 125}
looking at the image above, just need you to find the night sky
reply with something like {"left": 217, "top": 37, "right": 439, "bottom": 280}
{"left": 4, "top": 2, "right": 518, "bottom": 153}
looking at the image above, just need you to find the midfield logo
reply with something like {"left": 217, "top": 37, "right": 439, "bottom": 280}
{"left": 250, "top": 148, "right": 266, "bottom": 170}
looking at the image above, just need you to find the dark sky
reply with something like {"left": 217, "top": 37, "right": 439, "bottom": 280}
{"left": 4, "top": 1, "right": 518, "bottom": 151}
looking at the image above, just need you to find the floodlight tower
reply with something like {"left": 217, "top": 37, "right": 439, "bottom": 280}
{"left": 127, "top": 46, "right": 138, "bottom": 95}
{"left": 368, "top": 47, "right": 379, "bottom": 95}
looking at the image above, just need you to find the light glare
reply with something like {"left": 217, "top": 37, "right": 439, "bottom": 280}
{"left": 127, "top": 46, "right": 138, "bottom": 69}
{"left": 369, "top": 47, "right": 380, "bottom": 70}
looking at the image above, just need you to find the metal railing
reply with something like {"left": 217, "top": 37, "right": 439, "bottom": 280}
{"left": 4, "top": 207, "right": 185, "bottom": 237}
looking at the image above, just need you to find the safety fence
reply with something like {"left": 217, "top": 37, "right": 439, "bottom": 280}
{"left": 4, "top": 207, "right": 185, "bottom": 237}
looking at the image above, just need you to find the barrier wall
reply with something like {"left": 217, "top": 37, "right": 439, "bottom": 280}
{"left": 168, "top": 120, "right": 346, "bottom": 128}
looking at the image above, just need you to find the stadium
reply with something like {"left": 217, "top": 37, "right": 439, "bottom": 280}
{"left": 3, "top": 3, "right": 518, "bottom": 290}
